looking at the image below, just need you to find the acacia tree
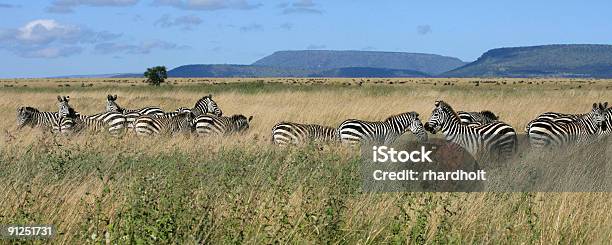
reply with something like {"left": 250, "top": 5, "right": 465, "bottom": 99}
{"left": 144, "top": 66, "right": 167, "bottom": 86}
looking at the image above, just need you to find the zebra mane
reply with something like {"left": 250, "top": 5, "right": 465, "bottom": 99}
{"left": 480, "top": 110, "right": 499, "bottom": 120}
{"left": 21, "top": 106, "right": 40, "bottom": 113}
{"left": 435, "top": 100, "right": 461, "bottom": 120}
{"left": 384, "top": 111, "right": 418, "bottom": 122}
{"left": 229, "top": 114, "right": 247, "bottom": 121}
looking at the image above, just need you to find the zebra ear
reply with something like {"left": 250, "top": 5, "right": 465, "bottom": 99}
{"left": 65, "top": 96, "right": 70, "bottom": 102}
{"left": 113, "top": 95, "right": 117, "bottom": 100}
{"left": 107, "top": 94, "right": 112, "bottom": 100}
{"left": 434, "top": 101, "right": 441, "bottom": 107}
{"left": 57, "top": 96, "right": 62, "bottom": 102}
{"left": 248, "top": 116, "right": 253, "bottom": 122}
{"left": 208, "top": 94, "right": 212, "bottom": 98}
{"left": 603, "top": 102, "right": 608, "bottom": 109}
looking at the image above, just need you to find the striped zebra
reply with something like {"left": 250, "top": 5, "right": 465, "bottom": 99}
{"left": 193, "top": 114, "right": 252, "bottom": 136}
{"left": 134, "top": 112, "right": 194, "bottom": 136}
{"left": 106, "top": 94, "right": 164, "bottom": 128}
{"left": 424, "top": 100, "right": 517, "bottom": 161}
{"left": 527, "top": 102, "right": 608, "bottom": 148}
{"left": 17, "top": 106, "right": 60, "bottom": 132}
{"left": 337, "top": 111, "right": 428, "bottom": 145}
{"left": 190, "top": 94, "right": 223, "bottom": 117}
{"left": 457, "top": 110, "right": 499, "bottom": 126}
{"left": 524, "top": 112, "right": 582, "bottom": 133}
{"left": 271, "top": 122, "right": 337, "bottom": 145}
{"left": 157, "top": 107, "right": 192, "bottom": 117}
{"left": 74, "top": 110, "right": 128, "bottom": 136}
{"left": 55, "top": 96, "right": 83, "bottom": 134}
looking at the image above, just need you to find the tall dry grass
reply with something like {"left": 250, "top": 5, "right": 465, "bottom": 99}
{"left": 0, "top": 78, "right": 611, "bottom": 243}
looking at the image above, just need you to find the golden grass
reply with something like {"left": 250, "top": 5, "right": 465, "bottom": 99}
{"left": 0, "top": 78, "right": 611, "bottom": 243}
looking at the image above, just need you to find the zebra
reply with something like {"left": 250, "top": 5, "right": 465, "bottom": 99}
{"left": 271, "top": 122, "right": 338, "bottom": 145}
{"left": 193, "top": 114, "right": 252, "bottom": 136}
{"left": 337, "top": 111, "right": 428, "bottom": 145}
{"left": 524, "top": 112, "right": 582, "bottom": 133}
{"left": 106, "top": 94, "right": 164, "bottom": 129}
{"left": 73, "top": 110, "right": 128, "bottom": 136}
{"left": 133, "top": 112, "right": 195, "bottom": 136}
{"left": 57, "top": 95, "right": 72, "bottom": 118}
{"left": 190, "top": 94, "right": 223, "bottom": 117}
{"left": 156, "top": 107, "right": 192, "bottom": 117}
{"left": 424, "top": 100, "right": 517, "bottom": 161}
{"left": 55, "top": 96, "right": 83, "bottom": 134}
{"left": 457, "top": 110, "right": 499, "bottom": 126}
{"left": 527, "top": 102, "right": 608, "bottom": 148}
{"left": 17, "top": 106, "right": 59, "bottom": 132}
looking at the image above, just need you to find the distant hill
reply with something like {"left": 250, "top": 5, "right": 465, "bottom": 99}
{"left": 443, "top": 44, "right": 612, "bottom": 78}
{"left": 252, "top": 50, "right": 466, "bottom": 75}
{"left": 166, "top": 64, "right": 429, "bottom": 78}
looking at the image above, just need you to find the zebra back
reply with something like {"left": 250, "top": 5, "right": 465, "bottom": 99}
{"left": 194, "top": 114, "right": 252, "bottom": 136}
{"left": 457, "top": 110, "right": 499, "bottom": 126}
{"left": 106, "top": 94, "right": 164, "bottom": 116}
{"left": 338, "top": 111, "right": 427, "bottom": 145}
{"left": 134, "top": 112, "right": 194, "bottom": 136}
{"left": 271, "top": 122, "right": 337, "bottom": 145}
{"left": 525, "top": 111, "right": 582, "bottom": 133}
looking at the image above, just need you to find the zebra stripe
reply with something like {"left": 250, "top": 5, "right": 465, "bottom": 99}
{"left": 76, "top": 111, "right": 128, "bottom": 136}
{"left": 271, "top": 122, "right": 337, "bottom": 145}
{"left": 191, "top": 95, "right": 223, "bottom": 117}
{"left": 17, "top": 107, "right": 58, "bottom": 131}
{"left": 134, "top": 112, "right": 194, "bottom": 136}
{"left": 194, "top": 114, "right": 252, "bottom": 136}
{"left": 527, "top": 102, "right": 608, "bottom": 148}
{"left": 457, "top": 110, "right": 499, "bottom": 126}
{"left": 425, "top": 100, "right": 517, "bottom": 161}
{"left": 106, "top": 94, "right": 164, "bottom": 129}
{"left": 524, "top": 112, "right": 582, "bottom": 133}
{"left": 338, "top": 111, "right": 428, "bottom": 145}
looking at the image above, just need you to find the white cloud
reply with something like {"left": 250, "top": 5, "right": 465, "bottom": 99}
{"left": 0, "top": 19, "right": 120, "bottom": 58}
{"left": 47, "top": 0, "right": 139, "bottom": 13}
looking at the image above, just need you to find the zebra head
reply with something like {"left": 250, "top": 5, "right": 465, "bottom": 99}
{"left": 106, "top": 94, "right": 122, "bottom": 112}
{"left": 387, "top": 112, "right": 428, "bottom": 142}
{"left": 191, "top": 94, "right": 223, "bottom": 117}
{"left": 425, "top": 100, "right": 459, "bottom": 134}
{"left": 230, "top": 114, "right": 252, "bottom": 133}
{"left": 16, "top": 106, "right": 38, "bottom": 129}
{"left": 591, "top": 102, "right": 608, "bottom": 132}
{"left": 57, "top": 95, "right": 72, "bottom": 118}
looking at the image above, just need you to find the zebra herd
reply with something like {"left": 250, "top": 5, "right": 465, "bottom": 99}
{"left": 272, "top": 100, "right": 610, "bottom": 161}
{"left": 16, "top": 95, "right": 611, "bottom": 161}
{"left": 16, "top": 94, "right": 252, "bottom": 137}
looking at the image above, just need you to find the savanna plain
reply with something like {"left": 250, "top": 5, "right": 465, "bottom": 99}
{"left": 0, "top": 77, "right": 611, "bottom": 244}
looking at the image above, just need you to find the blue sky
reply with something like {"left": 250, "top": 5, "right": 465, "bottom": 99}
{"left": 0, "top": 0, "right": 611, "bottom": 78}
